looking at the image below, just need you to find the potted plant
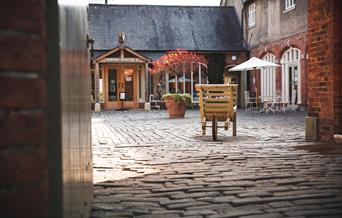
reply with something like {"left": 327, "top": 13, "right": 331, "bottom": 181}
{"left": 150, "top": 49, "right": 208, "bottom": 118}
{"left": 163, "top": 93, "right": 192, "bottom": 118}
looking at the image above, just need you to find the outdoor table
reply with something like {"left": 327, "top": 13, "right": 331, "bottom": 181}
{"left": 259, "top": 96, "right": 276, "bottom": 114}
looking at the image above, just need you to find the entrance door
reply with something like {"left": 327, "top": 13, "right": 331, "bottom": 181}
{"left": 288, "top": 65, "right": 298, "bottom": 108}
{"left": 105, "top": 67, "right": 136, "bottom": 109}
{"left": 122, "top": 69, "right": 134, "bottom": 102}
{"left": 281, "top": 47, "right": 301, "bottom": 108}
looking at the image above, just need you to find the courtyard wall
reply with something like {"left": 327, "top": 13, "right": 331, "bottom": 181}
{"left": 307, "top": 0, "right": 342, "bottom": 141}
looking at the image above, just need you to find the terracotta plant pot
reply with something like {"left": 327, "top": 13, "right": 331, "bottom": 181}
{"left": 165, "top": 99, "right": 186, "bottom": 118}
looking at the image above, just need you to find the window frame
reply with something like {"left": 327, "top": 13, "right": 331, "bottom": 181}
{"left": 284, "top": 0, "right": 295, "bottom": 12}
{"left": 248, "top": 2, "right": 256, "bottom": 28}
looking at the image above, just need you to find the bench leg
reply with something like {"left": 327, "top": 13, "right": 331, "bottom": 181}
{"left": 233, "top": 112, "right": 237, "bottom": 137}
{"left": 212, "top": 114, "right": 217, "bottom": 141}
{"left": 202, "top": 126, "right": 206, "bottom": 136}
{"left": 202, "top": 118, "right": 206, "bottom": 135}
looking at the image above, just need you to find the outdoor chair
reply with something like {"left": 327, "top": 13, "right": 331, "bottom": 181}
{"left": 275, "top": 93, "right": 287, "bottom": 113}
{"left": 149, "top": 95, "right": 160, "bottom": 110}
{"left": 244, "top": 91, "right": 257, "bottom": 112}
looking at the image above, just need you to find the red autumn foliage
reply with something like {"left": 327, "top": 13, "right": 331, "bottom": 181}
{"left": 150, "top": 48, "right": 208, "bottom": 76}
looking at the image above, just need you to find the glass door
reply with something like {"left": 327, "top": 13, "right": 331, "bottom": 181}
{"left": 123, "top": 69, "right": 134, "bottom": 101}
{"left": 108, "top": 69, "right": 117, "bottom": 102}
{"left": 288, "top": 65, "right": 298, "bottom": 106}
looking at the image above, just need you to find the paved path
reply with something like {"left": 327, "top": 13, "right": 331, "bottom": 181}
{"left": 91, "top": 109, "right": 342, "bottom": 218}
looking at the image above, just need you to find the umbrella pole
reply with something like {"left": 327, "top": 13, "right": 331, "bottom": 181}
{"left": 254, "top": 67, "right": 259, "bottom": 106}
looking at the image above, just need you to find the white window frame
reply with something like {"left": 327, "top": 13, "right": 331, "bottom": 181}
{"left": 248, "top": 3, "right": 256, "bottom": 28}
{"left": 284, "top": 0, "right": 295, "bottom": 12}
{"left": 281, "top": 47, "right": 301, "bottom": 105}
{"left": 261, "top": 53, "right": 276, "bottom": 98}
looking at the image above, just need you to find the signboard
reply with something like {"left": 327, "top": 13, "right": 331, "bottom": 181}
{"left": 100, "top": 58, "right": 143, "bottom": 63}
{"left": 119, "top": 92, "right": 126, "bottom": 100}
{"left": 125, "top": 76, "right": 132, "bottom": 82}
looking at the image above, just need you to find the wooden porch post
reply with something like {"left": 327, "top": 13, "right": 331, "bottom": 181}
{"left": 145, "top": 62, "right": 149, "bottom": 102}
{"left": 94, "top": 62, "right": 101, "bottom": 111}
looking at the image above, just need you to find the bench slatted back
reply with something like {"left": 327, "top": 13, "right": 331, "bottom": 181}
{"left": 195, "top": 84, "right": 238, "bottom": 121}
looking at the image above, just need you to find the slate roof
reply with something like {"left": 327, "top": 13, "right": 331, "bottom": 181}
{"left": 89, "top": 4, "right": 246, "bottom": 52}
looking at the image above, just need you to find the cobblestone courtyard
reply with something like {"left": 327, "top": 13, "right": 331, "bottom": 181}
{"left": 91, "top": 109, "right": 342, "bottom": 218}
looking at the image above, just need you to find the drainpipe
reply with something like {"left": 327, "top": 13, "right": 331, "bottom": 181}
{"left": 241, "top": 5, "right": 244, "bottom": 48}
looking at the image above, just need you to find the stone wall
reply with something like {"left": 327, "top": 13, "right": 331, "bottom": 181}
{"left": 246, "top": 0, "right": 308, "bottom": 49}
{"left": 307, "top": 0, "right": 342, "bottom": 141}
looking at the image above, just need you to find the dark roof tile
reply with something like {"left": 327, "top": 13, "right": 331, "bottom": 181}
{"left": 89, "top": 4, "right": 246, "bottom": 51}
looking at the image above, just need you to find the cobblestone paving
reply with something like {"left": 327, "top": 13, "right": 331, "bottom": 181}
{"left": 91, "top": 109, "right": 342, "bottom": 218}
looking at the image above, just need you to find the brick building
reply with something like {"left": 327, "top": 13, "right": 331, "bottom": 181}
{"left": 306, "top": 0, "right": 342, "bottom": 141}
{"left": 222, "top": 0, "right": 308, "bottom": 111}
{"left": 88, "top": 4, "right": 248, "bottom": 110}
{"left": 0, "top": 1, "right": 341, "bottom": 218}
{"left": 222, "top": 0, "right": 341, "bottom": 141}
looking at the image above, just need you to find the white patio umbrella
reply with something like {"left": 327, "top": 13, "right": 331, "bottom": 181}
{"left": 229, "top": 57, "right": 280, "bottom": 71}
{"left": 229, "top": 57, "right": 280, "bottom": 104}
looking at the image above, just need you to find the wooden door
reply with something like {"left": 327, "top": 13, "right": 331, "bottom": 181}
{"left": 104, "top": 66, "right": 137, "bottom": 109}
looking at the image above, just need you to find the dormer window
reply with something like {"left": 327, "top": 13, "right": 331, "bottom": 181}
{"left": 285, "top": 0, "right": 295, "bottom": 12}
{"left": 248, "top": 3, "right": 256, "bottom": 28}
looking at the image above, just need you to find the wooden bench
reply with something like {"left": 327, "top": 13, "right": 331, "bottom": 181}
{"left": 195, "top": 84, "right": 238, "bottom": 140}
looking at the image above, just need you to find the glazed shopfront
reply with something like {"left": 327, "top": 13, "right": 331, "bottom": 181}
{"left": 92, "top": 46, "right": 151, "bottom": 110}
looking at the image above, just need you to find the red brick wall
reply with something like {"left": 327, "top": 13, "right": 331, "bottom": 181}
{"left": 249, "top": 32, "right": 308, "bottom": 106}
{"left": 307, "top": 0, "right": 342, "bottom": 141}
{"left": 0, "top": 1, "right": 49, "bottom": 217}
{"left": 225, "top": 52, "right": 249, "bottom": 66}
{"left": 333, "top": 1, "right": 342, "bottom": 135}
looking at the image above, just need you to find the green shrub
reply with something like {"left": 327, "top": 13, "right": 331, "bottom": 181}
{"left": 162, "top": 93, "right": 192, "bottom": 106}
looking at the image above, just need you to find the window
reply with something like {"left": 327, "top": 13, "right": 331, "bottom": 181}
{"left": 261, "top": 53, "right": 276, "bottom": 98}
{"left": 248, "top": 3, "right": 256, "bottom": 28}
{"left": 108, "top": 69, "right": 117, "bottom": 101}
{"left": 285, "top": 0, "right": 295, "bottom": 11}
{"left": 281, "top": 47, "right": 302, "bottom": 106}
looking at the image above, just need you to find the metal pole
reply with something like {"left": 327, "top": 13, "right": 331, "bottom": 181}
{"left": 175, "top": 74, "right": 178, "bottom": 93}
{"left": 191, "top": 63, "right": 194, "bottom": 101}
{"left": 165, "top": 72, "right": 169, "bottom": 93}
{"left": 199, "top": 63, "right": 202, "bottom": 84}
{"left": 183, "top": 72, "right": 186, "bottom": 94}
{"left": 254, "top": 67, "right": 258, "bottom": 105}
